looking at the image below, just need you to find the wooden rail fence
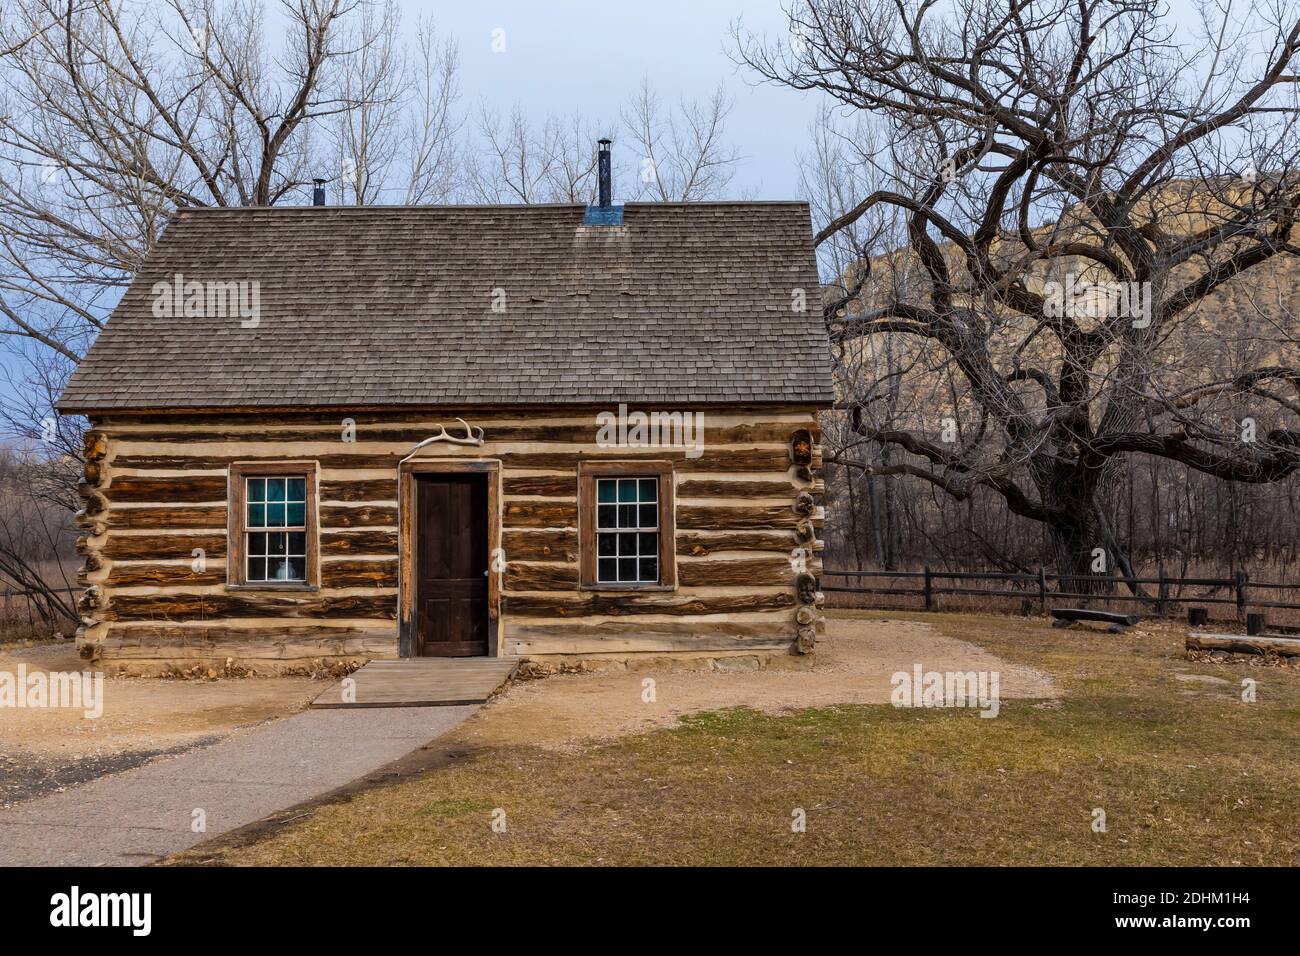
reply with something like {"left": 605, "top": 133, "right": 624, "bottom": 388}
{"left": 823, "top": 567, "right": 1300, "bottom": 619}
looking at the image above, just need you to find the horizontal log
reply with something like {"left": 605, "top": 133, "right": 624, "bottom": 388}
{"left": 676, "top": 530, "right": 799, "bottom": 555}
{"left": 320, "top": 528, "right": 399, "bottom": 556}
{"left": 106, "top": 475, "right": 227, "bottom": 504}
{"left": 102, "top": 533, "right": 227, "bottom": 561}
{"left": 321, "top": 558, "right": 399, "bottom": 588}
{"left": 1187, "top": 632, "right": 1300, "bottom": 657}
{"left": 677, "top": 479, "right": 796, "bottom": 498}
{"left": 504, "top": 561, "right": 581, "bottom": 591}
{"left": 320, "top": 478, "right": 397, "bottom": 502}
{"left": 677, "top": 504, "right": 801, "bottom": 531}
{"left": 94, "top": 406, "right": 819, "bottom": 427}
{"left": 106, "top": 592, "right": 397, "bottom": 622}
{"left": 503, "top": 499, "right": 578, "bottom": 529}
{"left": 100, "top": 625, "right": 397, "bottom": 660}
{"left": 502, "top": 529, "right": 578, "bottom": 562}
{"left": 502, "top": 474, "right": 575, "bottom": 496}
{"left": 503, "top": 591, "right": 796, "bottom": 618}
{"left": 107, "top": 506, "right": 227, "bottom": 530}
{"left": 320, "top": 504, "right": 398, "bottom": 528}
{"left": 506, "top": 618, "right": 793, "bottom": 640}
{"left": 107, "top": 563, "right": 226, "bottom": 587}
{"left": 99, "top": 422, "right": 809, "bottom": 445}
{"left": 507, "top": 633, "right": 793, "bottom": 655}
{"left": 677, "top": 557, "right": 794, "bottom": 588}
{"left": 112, "top": 448, "right": 791, "bottom": 473}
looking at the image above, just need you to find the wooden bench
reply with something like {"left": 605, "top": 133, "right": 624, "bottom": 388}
{"left": 1050, "top": 608, "right": 1140, "bottom": 631}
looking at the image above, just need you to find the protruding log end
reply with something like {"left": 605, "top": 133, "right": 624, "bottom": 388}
{"left": 795, "top": 626, "right": 816, "bottom": 654}
{"left": 83, "top": 430, "right": 108, "bottom": 462}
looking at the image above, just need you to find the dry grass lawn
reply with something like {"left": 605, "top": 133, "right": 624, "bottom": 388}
{"left": 168, "top": 611, "right": 1300, "bottom": 866}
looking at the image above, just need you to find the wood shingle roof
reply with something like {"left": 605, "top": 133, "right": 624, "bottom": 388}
{"left": 58, "top": 202, "right": 833, "bottom": 412}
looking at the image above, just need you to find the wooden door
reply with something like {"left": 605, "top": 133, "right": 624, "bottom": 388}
{"left": 415, "top": 474, "right": 489, "bottom": 657}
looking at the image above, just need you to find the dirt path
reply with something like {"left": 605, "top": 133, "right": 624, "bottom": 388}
{"left": 453, "top": 616, "right": 1059, "bottom": 752}
{"left": 0, "top": 642, "right": 317, "bottom": 806}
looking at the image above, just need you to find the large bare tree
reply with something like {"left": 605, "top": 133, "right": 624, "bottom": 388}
{"left": 737, "top": 0, "right": 1300, "bottom": 580}
{"left": 0, "top": 0, "right": 451, "bottom": 603}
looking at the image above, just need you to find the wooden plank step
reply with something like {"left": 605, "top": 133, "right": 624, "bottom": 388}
{"left": 1187, "top": 632, "right": 1300, "bottom": 658}
{"left": 311, "top": 657, "right": 519, "bottom": 709}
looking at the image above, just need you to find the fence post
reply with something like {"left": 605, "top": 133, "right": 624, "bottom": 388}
{"left": 1156, "top": 565, "right": 1167, "bottom": 618}
{"left": 1037, "top": 566, "right": 1047, "bottom": 615}
{"left": 1235, "top": 569, "right": 1248, "bottom": 622}
{"left": 923, "top": 566, "right": 933, "bottom": 611}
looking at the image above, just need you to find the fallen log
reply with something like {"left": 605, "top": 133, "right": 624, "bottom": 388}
{"left": 1186, "top": 632, "right": 1300, "bottom": 658}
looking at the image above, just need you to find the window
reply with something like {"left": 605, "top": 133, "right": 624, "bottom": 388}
{"left": 228, "top": 463, "right": 318, "bottom": 588}
{"left": 245, "top": 476, "right": 308, "bottom": 581}
{"left": 579, "top": 461, "right": 675, "bottom": 590}
{"left": 596, "top": 477, "right": 660, "bottom": 584}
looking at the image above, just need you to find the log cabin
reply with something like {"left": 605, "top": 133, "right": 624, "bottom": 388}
{"left": 57, "top": 157, "right": 833, "bottom": 671}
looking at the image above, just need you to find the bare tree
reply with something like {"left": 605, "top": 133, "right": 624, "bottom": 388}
{"left": 0, "top": 0, "right": 426, "bottom": 607}
{"left": 621, "top": 77, "right": 740, "bottom": 201}
{"left": 464, "top": 105, "right": 604, "bottom": 204}
{"left": 737, "top": 0, "right": 1300, "bottom": 582}
{"left": 330, "top": 4, "right": 462, "bottom": 204}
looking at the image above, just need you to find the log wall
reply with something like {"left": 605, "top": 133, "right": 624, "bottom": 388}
{"left": 74, "top": 406, "right": 826, "bottom": 665}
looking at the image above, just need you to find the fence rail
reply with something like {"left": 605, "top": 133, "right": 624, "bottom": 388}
{"left": 823, "top": 566, "right": 1300, "bottom": 618}
{"left": 1, "top": 585, "right": 79, "bottom": 598}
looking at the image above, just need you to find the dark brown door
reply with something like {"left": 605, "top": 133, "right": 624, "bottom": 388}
{"left": 415, "top": 474, "right": 489, "bottom": 657}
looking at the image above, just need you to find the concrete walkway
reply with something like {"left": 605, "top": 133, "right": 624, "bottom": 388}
{"left": 0, "top": 705, "right": 476, "bottom": 866}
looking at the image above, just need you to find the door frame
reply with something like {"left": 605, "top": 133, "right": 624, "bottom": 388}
{"left": 398, "top": 458, "right": 501, "bottom": 658}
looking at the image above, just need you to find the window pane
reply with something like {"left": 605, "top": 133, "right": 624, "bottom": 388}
{"left": 639, "top": 503, "right": 658, "bottom": 528}
{"left": 288, "top": 531, "right": 306, "bottom": 555}
{"left": 618, "top": 504, "right": 637, "bottom": 528}
{"left": 639, "top": 557, "right": 658, "bottom": 582}
{"left": 267, "top": 503, "right": 286, "bottom": 527}
{"left": 266, "top": 478, "right": 286, "bottom": 502}
{"left": 597, "top": 533, "right": 616, "bottom": 557}
{"left": 287, "top": 556, "right": 307, "bottom": 580}
{"left": 247, "top": 478, "right": 265, "bottom": 503}
{"left": 618, "top": 479, "right": 639, "bottom": 503}
{"left": 598, "top": 504, "right": 616, "bottom": 529}
{"left": 598, "top": 557, "right": 617, "bottom": 583}
{"left": 248, "top": 531, "right": 266, "bottom": 556}
{"left": 618, "top": 532, "right": 637, "bottom": 556}
{"left": 268, "top": 532, "right": 286, "bottom": 556}
{"left": 287, "top": 502, "right": 305, "bottom": 526}
{"left": 248, "top": 556, "right": 267, "bottom": 581}
{"left": 639, "top": 478, "right": 657, "bottom": 501}
{"left": 597, "top": 479, "right": 617, "bottom": 503}
{"left": 618, "top": 557, "right": 636, "bottom": 581}
{"left": 287, "top": 478, "right": 305, "bottom": 501}
{"left": 247, "top": 502, "right": 265, "bottom": 527}
{"left": 638, "top": 532, "right": 657, "bottom": 556}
